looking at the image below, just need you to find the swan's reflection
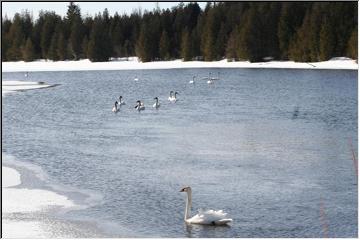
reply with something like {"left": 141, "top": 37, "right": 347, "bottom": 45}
{"left": 184, "top": 222, "right": 231, "bottom": 238}
{"left": 185, "top": 223, "right": 193, "bottom": 237}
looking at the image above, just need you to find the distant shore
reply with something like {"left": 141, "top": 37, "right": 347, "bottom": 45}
{"left": 2, "top": 57, "right": 357, "bottom": 73}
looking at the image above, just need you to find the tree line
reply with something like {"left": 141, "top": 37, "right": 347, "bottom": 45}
{"left": 2, "top": 2, "right": 357, "bottom": 62}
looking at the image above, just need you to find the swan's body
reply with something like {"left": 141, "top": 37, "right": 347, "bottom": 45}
{"left": 206, "top": 73, "right": 214, "bottom": 84}
{"left": 112, "top": 101, "right": 119, "bottom": 112}
{"left": 180, "top": 186, "right": 232, "bottom": 226}
{"left": 118, "top": 96, "right": 126, "bottom": 106}
{"left": 189, "top": 76, "right": 196, "bottom": 84}
{"left": 169, "top": 91, "right": 178, "bottom": 102}
{"left": 153, "top": 97, "right": 160, "bottom": 109}
{"left": 135, "top": 100, "right": 145, "bottom": 111}
{"left": 134, "top": 76, "right": 139, "bottom": 81}
{"left": 211, "top": 72, "right": 220, "bottom": 80}
{"left": 168, "top": 91, "right": 174, "bottom": 101}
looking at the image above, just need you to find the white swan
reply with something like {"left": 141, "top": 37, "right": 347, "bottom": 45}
{"left": 168, "top": 91, "right": 174, "bottom": 101}
{"left": 180, "top": 186, "right": 233, "bottom": 226}
{"left": 189, "top": 76, "right": 196, "bottom": 84}
{"left": 135, "top": 100, "right": 145, "bottom": 111}
{"left": 134, "top": 76, "right": 139, "bottom": 81}
{"left": 153, "top": 97, "right": 160, "bottom": 109}
{"left": 169, "top": 91, "right": 178, "bottom": 102}
{"left": 118, "top": 96, "right": 126, "bottom": 106}
{"left": 112, "top": 101, "right": 119, "bottom": 112}
{"left": 211, "top": 72, "right": 220, "bottom": 80}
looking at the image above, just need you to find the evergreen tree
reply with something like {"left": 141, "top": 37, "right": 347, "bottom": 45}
{"left": 159, "top": 30, "right": 171, "bottom": 60}
{"left": 226, "top": 28, "right": 238, "bottom": 60}
{"left": 181, "top": 29, "right": 191, "bottom": 61}
{"left": 48, "top": 32, "right": 59, "bottom": 60}
{"left": 57, "top": 32, "right": 67, "bottom": 60}
{"left": 135, "top": 23, "right": 151, "bottom": 62}
{"left": 7, "top": 13, "right": 25, "bottom": 60}
{"left": 81, "top": 36, "right": 89, "bottom": 59}
{"left": 2, "top": 2, "right": 358, "bottom": 63}
{"left": 87, "top": 14, "right": 112, "bottom": 62}
{"left": 66, "top": 2, "right": 83, "bottom": 59}
{"left": 347, "top": 27, "right": 358, "bottom": 60}
{"left": 40, "top": 12, "right": 60, "bottom": 59}
{"left": 319, "top": 16, "right": 335, "bottom": 61}
{"left": 23, "top": 37, "right": 36, "bottom": 61}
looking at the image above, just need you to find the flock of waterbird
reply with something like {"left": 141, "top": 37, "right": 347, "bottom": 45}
{"left": 111, "top": 72, "right": 221, "bottom": 113}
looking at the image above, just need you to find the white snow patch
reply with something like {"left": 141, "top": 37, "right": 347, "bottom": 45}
{"left": 2, "top": 57, "right": 357, "bottom": 72}
{"left": 2, "top": 166, "right": 21, "bottom": 187}
{"left": 2, "top": 80, "right": 53, "bottom": 96}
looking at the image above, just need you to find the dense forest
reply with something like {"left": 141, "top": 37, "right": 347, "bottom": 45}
{"left": 1, "top": 2, "right": 357, "bottom": 62}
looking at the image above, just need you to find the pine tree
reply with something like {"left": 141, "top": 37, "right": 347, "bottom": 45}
{"left": 135, "top": 23, "right": 151, "bottom": 62}
{"left": 319, "top": 16, "right": 335, "bottom": 61}
{"left": 48, "top": 32, "right": 59, "bottom": 60}
{"left": 347, "top": 27, "right": 357, "bottom": 60}
{"left": 81, "top": 36, "right": 89, "bottom": 59}
{"left": 226, "top": 28, "right": 238, "bottom": 61}
{"left": 181, "top": 29, "right": 191, "bottom": 61}
{"left": 23, "top": 37, "right": 35, "bottom": 61}
{"left": 57, "top": 32, "right": 67, "bottom": 60}
{"left": 66, "top": 3, "right": 83, "bottom": 60}
{"left": 159, "top": 30, "right": 171, "bottom": 60}
{"left": 87, "top": 15, "right": 112, "bottom": 62}
{"left": 7, "top": 13, "right": 25, "bottom": 60}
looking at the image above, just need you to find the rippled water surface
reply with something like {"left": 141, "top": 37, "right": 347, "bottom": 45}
{"left": 2, "top": 68, "right": 358, "bottom": 237}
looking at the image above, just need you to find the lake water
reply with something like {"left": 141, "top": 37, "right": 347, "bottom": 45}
{"left": 2, "top": 68, "right": 358, "bottom": 237}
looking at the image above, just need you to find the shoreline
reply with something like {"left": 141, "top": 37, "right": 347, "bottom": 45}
{"left": 2, "top": 57, "right": 358, "bottom": 72}
{"left": 2, "top": 155, "right": 106, "bottom": 238}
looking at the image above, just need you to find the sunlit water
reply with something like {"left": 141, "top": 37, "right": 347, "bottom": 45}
{"left": 2, "top": 68, "right": 357, "bottom": 237}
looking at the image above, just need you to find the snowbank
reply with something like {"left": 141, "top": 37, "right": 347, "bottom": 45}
{"left": 2, "top": 166, "right": 76, "bottom": 237}
{"left": 2, "top": 57, "right": 357, "bottom": 72}
{"left": 2, "top": 80, "right": 55, "bottom": 96}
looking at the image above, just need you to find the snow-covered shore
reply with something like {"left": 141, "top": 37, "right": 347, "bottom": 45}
{"left": 2, "top": 80, "right": 55, "bottom": 96}
{"left": 2, "top": 57, "right": 357, "bottom": 72}
{"left": 2, "top": 165, "right": 75, "bottom": 237}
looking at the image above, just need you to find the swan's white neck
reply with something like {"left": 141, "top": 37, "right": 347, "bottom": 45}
{"left": 184, "top": 189, "right": 192, "bottom": 221}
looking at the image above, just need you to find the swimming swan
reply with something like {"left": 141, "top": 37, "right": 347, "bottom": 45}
{"left": 180, "top": 186, "right": 232, "bottom": 226}
{"left": 169, "top": 91, "right": 178, "bottom": 102}
{"left": 153, "top": 97, "right": 160, "bottom": 109}
{"left": 205, "top": 73, "right": 214, "bottom": 84}
{"left": 189, "top": 76, "right": 196, "bottom": 84}
{"left": 118, "top": 96, "right": 126, "bottom": 106}
{"left": 135, "top": 100, "right": 145, "bottom": 111}
{"left": 168, "top": 91, "right": 174, "bottom": 101}
{"left": 112, "top": 101, "right": 119, "bottom": 112}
